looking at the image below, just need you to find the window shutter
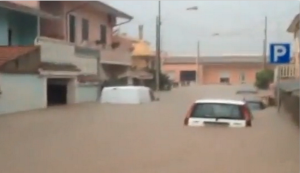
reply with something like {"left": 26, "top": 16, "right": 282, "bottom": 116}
{"left": 100, "top": 24, "right": 107, "bottom": 44}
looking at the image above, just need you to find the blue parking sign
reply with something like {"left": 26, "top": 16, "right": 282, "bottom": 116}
{"left": 269, "top": 43, "right": 291, "bottom": 64}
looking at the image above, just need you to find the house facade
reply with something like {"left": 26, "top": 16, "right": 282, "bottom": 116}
{"left": 118, "top": 25, "right": 155, "bottom": 83}
{"left": 0, "top": 1, "right": 133, "bottom": 115}
{"left": 286, "top": 13, "right": 300, "bottom": 78}
{"left": 163, "top": 55, "right": 273, "bottom": 85}
{"left": 270, "top": 13, "right": 300, "bottom": 126}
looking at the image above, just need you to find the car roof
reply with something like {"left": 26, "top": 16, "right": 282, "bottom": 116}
{"left": 243, "top": 96, "right": 262, "bottom": 102}
{"left": 195, "top": 99, "right": 245, "bottom": 105}
{"left": 104, "top": 86, "right": 149, "bottom": 90}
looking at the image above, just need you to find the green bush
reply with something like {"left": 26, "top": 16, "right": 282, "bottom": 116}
{"left": 255, "top": 69, "right": 274, "bottom": 89}
{"left": 146, "top": 69, "right": 171, "bottom": 90}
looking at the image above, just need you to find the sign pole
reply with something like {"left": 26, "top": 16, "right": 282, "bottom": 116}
{"left": 263, "top": 16, "right": 268, "bottom": 70}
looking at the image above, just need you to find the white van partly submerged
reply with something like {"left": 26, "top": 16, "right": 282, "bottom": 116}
{"left": 100, "top": 86, "right": 157, "bottom": 104}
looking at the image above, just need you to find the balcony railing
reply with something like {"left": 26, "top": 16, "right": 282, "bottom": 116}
{"left": 277, "top": 64, "right": 299, "bottom": 78}
{"left": 74, "top": 46, "right": 99, "bottom": 57}
{"left": 100, "top": 47, "right": 132, "bottom": 66}
{"left": 35, "top": 37, "right": 98, "bottom": 74}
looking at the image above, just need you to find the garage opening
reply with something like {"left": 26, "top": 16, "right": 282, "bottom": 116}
{"left": 47, "top": 78, "right": 69, "bottom": 106}
{"left": 180, "top": 70, "right": 196, "bottom": 82}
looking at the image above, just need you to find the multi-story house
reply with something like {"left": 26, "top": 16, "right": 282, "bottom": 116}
{"left": 270, "top": 13, "right": 300, "bottom": 125}
{"left": 287, "top": 13, "right": 300, "bottom": 78}
{"left": 118, "top": 25, "right": 155, "bottom": 85}
{"left": 0, "top": 1, "right": 133, "bottom": 115}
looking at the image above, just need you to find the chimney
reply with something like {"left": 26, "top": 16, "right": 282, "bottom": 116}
{"left": 138, "top": 25, "right": 143, "bottom": 40}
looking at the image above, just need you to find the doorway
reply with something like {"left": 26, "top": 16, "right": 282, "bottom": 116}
{"left": 180, "top": 70, "right": 196, "bottom": 82}
{"left": 47, "top": 78, "right": 69, "bottom": 106}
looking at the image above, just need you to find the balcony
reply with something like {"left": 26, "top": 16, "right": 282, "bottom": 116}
{"left": 100, "top": 47, "right": 132, "bottom": 66}
{"left": 35, "top": 37, "right": 98, "bottom": 75}
{"left": 277, "top": 64, "right": 297, "bottom": 78}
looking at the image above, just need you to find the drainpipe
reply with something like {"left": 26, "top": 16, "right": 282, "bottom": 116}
{"left": 115, "top": 19, "right": 132, "bottom": 26}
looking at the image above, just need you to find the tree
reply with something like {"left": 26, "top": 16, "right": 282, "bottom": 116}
{"left": 146, "top": 69, "right": 171, "bottom": 90}
{"left": 255, "top": 69, "right": 274, "bottom": 89}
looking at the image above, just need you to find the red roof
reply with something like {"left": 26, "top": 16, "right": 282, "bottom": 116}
{"left": 0, "top": 46, "right": 39, "bottom": 67}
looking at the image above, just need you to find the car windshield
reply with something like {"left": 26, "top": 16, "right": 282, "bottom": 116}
{"left": 246, "top": 102, "right": 262, "bottom": 110}
{"left": 191, "top": 103, "right": 244, "bottom": 119}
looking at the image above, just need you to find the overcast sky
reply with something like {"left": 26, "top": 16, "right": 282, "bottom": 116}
{"left": 104, "top": 0, "right": 299, "bottom": 56}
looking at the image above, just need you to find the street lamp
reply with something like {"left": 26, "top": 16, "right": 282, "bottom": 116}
{"left": 156, "top": 2, "right": 199, "bottom": 90}
{"left": 195, "top": 33, "right": 221, "bottom": 85}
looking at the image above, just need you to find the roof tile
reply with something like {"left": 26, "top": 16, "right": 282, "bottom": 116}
{"left": 40, "top": 62, "right": 80, "bottom": 72}
{"left": 0, "top": 46, "right": 39, "bottom": 67}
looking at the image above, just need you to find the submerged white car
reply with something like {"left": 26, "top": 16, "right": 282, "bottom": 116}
{"left": 184, "top": 99, "right": 253, "bottom": 128}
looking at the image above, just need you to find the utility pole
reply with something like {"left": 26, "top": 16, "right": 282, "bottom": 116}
{"left": 196, "top": 40, "right": 200, "bottom": 84}
{"left": 263, "top": 16, "right": 268, "bottom": 70}
{"left": 155, "top": 0, "right": 161, "bottom": 91}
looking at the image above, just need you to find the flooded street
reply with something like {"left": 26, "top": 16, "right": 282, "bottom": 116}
{"left": 0, "top": 85, "right": 298, "bottom": 173}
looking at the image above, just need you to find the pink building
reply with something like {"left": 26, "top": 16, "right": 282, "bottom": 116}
{"left": 163, "top": 55, "right": 275, "bottom": 85}
{"left": 0, "top": 1, "right": 134, "bottom": 114}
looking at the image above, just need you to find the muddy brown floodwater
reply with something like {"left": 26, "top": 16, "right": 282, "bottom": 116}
{"left": 0, "top": 85, "right": 298, "bottom": 173}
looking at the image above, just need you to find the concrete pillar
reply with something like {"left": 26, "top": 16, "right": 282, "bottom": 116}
{"left": 198, "top": 65, "right": 204, "bottom": 85}
{"left": 127, "top": 68, "right": 133, "bottom": 85}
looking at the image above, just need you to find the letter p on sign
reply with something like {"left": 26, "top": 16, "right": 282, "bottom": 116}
{"left": 269, "top": 43, "right": 290, "bottom": 64}
{"left": 274, "top": 45, "right": 286, "bottom": 62}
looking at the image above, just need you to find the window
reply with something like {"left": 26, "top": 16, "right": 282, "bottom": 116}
{"left": 8, "top": 28, "right": 12, "bottom": 46}
{"left": 82, "top": 18, "right": 89, "bottom": 41}
{"left": 219, "top": 71, "right": 230, "bottom": 83}
{"left": 68, "top": 15, "right": 76, "bottom": 43}
{"left": 191, "top": 103, "right": 244, "bottom": 120}
{"left": 100, "top": 24, "right": 107, "bottom": 44}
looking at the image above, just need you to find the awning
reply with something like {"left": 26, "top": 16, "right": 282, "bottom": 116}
{"left": 0, "top": 2, "right": 60, "bottom": 19}
{"left": 39, "top": 62, "right": 81, "bottom": 72}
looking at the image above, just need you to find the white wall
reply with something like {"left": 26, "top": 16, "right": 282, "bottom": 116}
{"left": 36, "top": 37, "right": 98, "bottom": 75}
{"left": 0, "top": 74, "right": 46, "bottom": 115}
{"left": 76, "top": 85, "right": 98, "bottom": 103}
